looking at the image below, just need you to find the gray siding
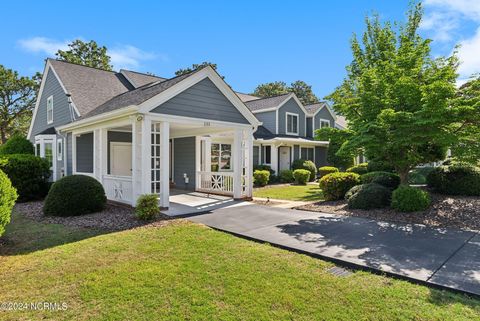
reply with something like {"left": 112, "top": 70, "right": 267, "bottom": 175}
{"left": 253, "top": 146, "right": 260, "bottom": 165}
{"left": 76, "top": 132, "right": 94, "bottom": 173}
{"left": 313, "top": 107, "right": 336, "bottom": 132}
{"left": 30, "top": 69, "right": 76, "bottom": 139}
{"left": 152, "top": 78, "right": 249, "bottom": 124}
{"left": 107, "top": 131, "right": 132, "bottom": 174}
{"left": 315, "top": 146, "right": 328, "bottom": 168}
{"left": 173, "top": 137, "right": 196, "bottom": 190}
{"left": 254, "top": 111, "right": 276, "bottom": 134}
{"left": 293, "top": 145, "right": 300, "bottom": 161}
{"left": 66, "top": 133, "right": 72, "bottom": 175}
{"left": 306, "top": 117, "right": 313, "bottom": 138}
{"left": 278, "top": 98, "right": 306, "bottom": 137}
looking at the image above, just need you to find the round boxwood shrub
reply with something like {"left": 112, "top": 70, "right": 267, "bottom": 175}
{"left": 318, "top": 166, "right": 339, "bottom": 178}
{"left": 293, "top": 169, "right": 310, "bottom": 185}
{"left": 292, "top": 159, "right": 317, "bottom": 181}
{"left": 0, "top": 169, "right": 18, "bottom": 237}
{"left": 346, "top": 163, "right": 369, "bottom": 175}
{"left": 319, "top": 172, "right": 360, "bottom": 201}
{"left": 279, "top": 169, "right": 294, "bottom": 183}
{"left": 253, "top": 170, "right": 270, "bottom": 187}
{"left": 0, "top": 154, "right": 50, "bottom": 201}
{"left": 427, "top": 163, "right": 480, "bottom": 196}
{"left": 135, "top": 194, "right": 160, "bottom": 220}
{"left": 0, "top": 134, "right": 34, "bottom": 155}
{"left": 346, "top": 183, "right": 391, "bottom": 209}
{"left": 360, "top": 171, "right": 400, "bottom": 190}
{"left": 44, "top": 175, "right": 107, "bottom": 216}
{"left": 253, "top": 164, "right": 275, "bottom": 176}
{"left": 391, "top": 185, "right": 430, "bottom": 212}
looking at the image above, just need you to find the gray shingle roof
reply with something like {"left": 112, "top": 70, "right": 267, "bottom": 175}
{"left": 49, "top": 59, "right": 132, "bottom": 116}
{"left": 120, "top": 69, "right": 166, "bottom": 88}
{"left": 236, "top": 92, "right": 259, "bottom": 102}
{"left": 244, "top": 93, "right": 291, "bottom": 112}
{"left": 304, "top": 102, "right": 326, "bottom": 114}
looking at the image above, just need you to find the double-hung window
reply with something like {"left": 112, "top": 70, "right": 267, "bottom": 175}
{"left": 286, "top": 113, "right": 299, "bottom": 135}
{"left": 301, "top": 147, "right": 314, "bottom": 161}
{"left": 262, "top": 145, "right": 271, "bottom": 165}
{"left": 211, "top": 143, "right": 232, "bottom": 171}
{"left": 57, "top": 139, "right": 63, "bottom": 161}
{"left": 319, "top": 118, "right": 331, "bottom": 129}
{"left": 47, "top": 96, "right": 53, "bottom": 124}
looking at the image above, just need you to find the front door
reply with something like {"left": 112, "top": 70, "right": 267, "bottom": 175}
{"left": 110, "top": 142, "right": 132, "bottom": 176}
{"left": 279, "top": 146, "right": 291, "bottom": 171}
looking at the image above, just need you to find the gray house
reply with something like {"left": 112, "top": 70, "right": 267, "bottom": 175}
{"left": 28, "top": 59, "right": 261, "bottom": 208}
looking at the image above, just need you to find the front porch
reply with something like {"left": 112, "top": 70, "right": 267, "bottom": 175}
{"left": 70, "top": 114, "right": 254, "bottom": 208}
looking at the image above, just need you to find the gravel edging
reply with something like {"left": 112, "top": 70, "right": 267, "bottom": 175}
{"left": 14, "top": 201, "right": 173, "bottom": 232}
{"left": 297, "top": 191, "right": 480, "bottom": 232}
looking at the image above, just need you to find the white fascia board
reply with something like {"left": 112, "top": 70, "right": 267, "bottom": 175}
{"left": 312, "top": 101, "right": 337, "bottom": 120}
{"left": 255, "top": 137, "right": 329, "bottom": 146}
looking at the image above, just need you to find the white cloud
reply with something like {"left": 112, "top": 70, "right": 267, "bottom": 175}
{"left": 457, "top": 27, "right": 480, "bottom": 80}
{"left": 424, "top": 0, "right": 480, "bottom": 20}
{"left": 420, "top": 11, "right": 459, "bottom": 42}
{"left": 18, "top": 37, "right": 69, "bottom": 56}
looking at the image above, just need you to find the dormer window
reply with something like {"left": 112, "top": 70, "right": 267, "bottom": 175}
{"left": 286, "top": 112, "right": 299, "bottom": 135}
{"left": 319, "top": 119, "right": 331, "bottom": 128}
{"left": 47, "top": 96, "right": 53, "bottom": 124}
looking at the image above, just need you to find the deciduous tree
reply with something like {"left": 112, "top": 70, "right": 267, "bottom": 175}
{"left": 56, "top": 40, "right": 112, "bottom": 71}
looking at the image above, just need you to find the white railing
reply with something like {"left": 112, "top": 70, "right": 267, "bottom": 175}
{"left": 103, "top": 175, "right": 133, "bottom": 205}
{"left": 196, "top": 171, "right": 234, "bottom": 195}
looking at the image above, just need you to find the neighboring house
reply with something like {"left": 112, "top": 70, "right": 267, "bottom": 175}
{"left": 239, "top": 94, "right": 335, "bottom": 174}
{"left": 28, "top": 59, "right": 261, "bottom": 208}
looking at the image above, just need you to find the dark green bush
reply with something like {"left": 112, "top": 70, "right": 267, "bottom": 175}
{"left": 0, "top": 154, "right": 50, "bottom": 201}
{"left": 427, "top": 163, "right": 480, "bottom": 196}
{"left": 346, "top": 183, "right": 391, "bottom": 209}
{"left": 408, "top": 167, "right": 435, "bottom": 185}
{"left": 360, "top": 171, "right": 400, "bottom": 190}
{"left": 346, "top": 163, "right": 369, "bottom": 175}
{"left": 367, "top": 160, "right": 395, "bottom": 172}
{"left": 293, "top": 169, "right": 310, "bottom": 185}
{"left": 253, "top": 170, "right": 270, "bottom": 187}
{"left": 391, "top": 185, "right": 430, "bottom": 212}
{"left": 292, "top": 159, "right": 317, "bottom": 181}
{"left": 0, "top": 169, "right": 18, "bottom": 237}
{"left": 319, "top": 172, "right": 360, "bottom": 201}
{"left": 279, "top": 170, "right": 294, "bottom": 183}
{"left": 0, "top": 134, "right": 34, "bottom": 155}
{"left": 135, "top": 194, "right": 160, "bottom": 220}
{"left": 318, "top": 166, "right": 339, "bottom": 178}
{"left": 44, "top": 175, "right": 106, "bottom": 216}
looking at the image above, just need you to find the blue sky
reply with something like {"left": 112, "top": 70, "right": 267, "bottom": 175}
{"left": 1, "top": 1, "right": 479, "bottom": 98}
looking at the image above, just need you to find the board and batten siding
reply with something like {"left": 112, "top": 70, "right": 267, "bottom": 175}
{"left": 313, "top": 107, "right": 336, "bottom": 131}
{"left": 254, "top": 111, "right": 276, "bottom": 134}
{"left": 172, "top": 137, "right": 196, "bottom": 190}
{"left": 151, "top": 78, "right": 249, "bottom": 124}
{"left": 277, "top": 98, "right": 306, "bottom": 137}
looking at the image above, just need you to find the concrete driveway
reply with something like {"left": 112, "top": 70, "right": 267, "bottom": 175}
{"left": 189, "top": 204, "right": 480, "bottom": 296}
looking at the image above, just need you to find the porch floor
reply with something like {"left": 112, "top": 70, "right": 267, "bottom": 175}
{"left": 161, "top": 189, "right": 246, "bottom": 217}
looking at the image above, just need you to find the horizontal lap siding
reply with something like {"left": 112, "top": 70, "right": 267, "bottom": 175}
{"left": 314, "top": 107, "right": 336, "bottom": 131}
{"left": 151, "top": 78, "right": 249, "bottom": 124}
{"left": 278, "top": 98, "right": 306, "bottom": 137}
{"left": 254, "top": 111, "right": 276, "bottom": 134}
{"left": 173, "top": 137, "right": 196, "bottom": 190}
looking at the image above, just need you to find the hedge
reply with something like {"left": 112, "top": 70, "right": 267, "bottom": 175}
{"left": 0, "top": 169, "right": 18, "bottom": 237}
{"left": 360, "top": 171, "right": 400, "bottom": 190}
{"left": 346, "top": 163, "right": 369, "bottom": 175}
{"left": 427, "top": 163, "right": 480, "bottom": 196}
{"left": 279, "top": 170, "right": 294, "bottom": 183}
{"left": 319, "top": 172, "right": 360, "bottom": 201}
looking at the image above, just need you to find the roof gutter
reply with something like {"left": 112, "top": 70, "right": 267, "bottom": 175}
{"left": 57, "top": 106, "right": 138, "bottom": 132}
{"left": 256, "top": 137, "right": 329, "bottom": 146}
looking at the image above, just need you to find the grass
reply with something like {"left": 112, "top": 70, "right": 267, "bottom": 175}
{"left": 0, "top": 210, "right": 479, "bottom": 320}
{"left": 253, "top": 183, "right": 324, "bottom": 201}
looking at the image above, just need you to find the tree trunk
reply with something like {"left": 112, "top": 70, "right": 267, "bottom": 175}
{"left": 398, "top": 169, "right": 409, "bottom": 185}
{"left": 0, "top": 127, "right": 6, "bottom": 144}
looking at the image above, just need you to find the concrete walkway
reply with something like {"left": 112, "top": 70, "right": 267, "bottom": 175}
{"left": 189, "top": 204, "right": 480, "bottom": 296}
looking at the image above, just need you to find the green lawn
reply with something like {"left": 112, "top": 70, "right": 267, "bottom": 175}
{"left": 0, "top": 210, "right": 479, "bottom": 320}
{"left": 254, "top": 183, "right": 324, "bottom": 201}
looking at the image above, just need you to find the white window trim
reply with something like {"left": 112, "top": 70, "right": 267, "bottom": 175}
{"left": 57, "top": 138, "right": 63, "bottom": 161}
{"left": 211, "top": 141, "right": 234, "bottom": 172}
{"left": 286, "top": 112, "right": 299, "bottom": 136}
{"left": 47, "top": 95, "right": 54, "bottom": 124}
{"left": 319, "top": 118, "right": 331, "bottom": 129}
{"left": 72, "top": 132, "right": 95, "bottom": 177}
{"left": 34, "top": 134, "right": 57, "bottom": 181}
{"left": 262, "top": 145, "right": 272, "bottom": 165}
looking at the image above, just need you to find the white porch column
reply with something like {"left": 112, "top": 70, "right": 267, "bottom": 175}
{"left": 141, "top": 115, "right": 152, "bottom": 195}
{"left": 131, "top": 116, "right": 142, "bottom": 205}
{"left": 159, "top": 121, "right": 170, "bottom": 208}
{"left": 270, "top": 144, "right": 279, "bottom": 174}
{"left": 233, "top": 128, "right": 243, "bottom": 199}
{"left": 245, "top": 128, "right": 254, "bottom": 198}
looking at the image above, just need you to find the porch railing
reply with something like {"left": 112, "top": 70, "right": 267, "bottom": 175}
{"left": 196, "top": 171, "right": 234, "bottom": 195}
{"left": 103, "top": 175, "right": 133, "bottom": 205}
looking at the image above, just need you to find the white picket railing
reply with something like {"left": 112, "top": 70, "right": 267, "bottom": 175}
{"left": 196, "top": 171, "right": 234, "bottom": 195}
{"left": 103, "top": 175, "right": 133, "bottom": 205}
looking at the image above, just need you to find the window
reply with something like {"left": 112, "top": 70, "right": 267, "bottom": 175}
{"left": 262, "top": 145, "right": 271, "bottom": 164}
{"left": 319, "top": 119, "right": 331, "bottom": 128}
{"left": 35, "top": 143, "right": 40, "bottom": 156}
{"left": 44, "top": 142, "right": 53, "bottom": 168}
{"left": 47, "top": 96, "right": 53, "bottom": 124}
{"left": 301, "top": 147, "right": 314, "bottom": 161}
{"left": 286, "top": 112, "right": 299, "bottom": 135}
{"left": 211, "top": 143, "right": 232, "bottom": 171}
{"left": 57, "top": 139, "right": 63, "bottom": 161}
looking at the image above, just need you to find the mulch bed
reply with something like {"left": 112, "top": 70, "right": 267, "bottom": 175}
{"left": 297, "top": 191, "right": 480, "bottom": 232}
{"left": 14, "top": 201, "right": 173, "bottom": 232}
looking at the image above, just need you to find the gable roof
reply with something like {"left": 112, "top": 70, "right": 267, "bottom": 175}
{"left": 244, "top": 93, "right": 291, "bottom": 112}
{"left": 119, "top": 69, "right": 166, "bottom": 88}
{"left": 304, "top": 101, "right": 337, "bottom": 120}
{"left": 236, "top": 92, "right": 260, "bottom": 102}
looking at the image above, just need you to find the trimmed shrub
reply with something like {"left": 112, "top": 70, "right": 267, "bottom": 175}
{"left": 136, "top": 194, "right": 160, "bottom": 220}
{"left": 427, "top": 163, "right": 480, "bottom": 196}
{"left": 0, "top": 154, "right": 50, "bottom": 201}
{"left": 253, "top": 164, "right": 275, "bottom": 176}
{"left": 367, "top": 160, "right": 395, "bottom": 173}
{"left": 292, "top": 159, "right": 317, "bottom": 181}
{"left": 292, "top": 159, "right": 306, "bottom": 170}
{"left": 391, "top": 185, "right": 430, "bottom": 212}
{"left": 319, "top": 172, "right": 360, "bottom": 201}
{"left": 346, "top": 163, "right": 369, "bottom": 175}
{"left": 44, "top": 175, "right": 106, "bottom": 216}
{"left": 318, "top": 166, "right": 339, "bottom": 178}
{"left": 279, "top": 170, "right": 294, "bottom": 183}
{"left": 0, "top": 169, "right": 18, "bottom": 237}
{"left": 0, "top": 134, "right": 34, "bottom": 155}
{"left": 346, "top": 183, "right": 391, "bottom": 209}
{"left": 360, "top": 171, "right": 400, "bottom": 190}
{"left": 253, "top": 170, "right": 270, "bottom": 187}
{"left": 293, "top": 169, "right": 310, "bottom": 185}
{"left": 408, "top": 167, "right": 435, "bottom": 185}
